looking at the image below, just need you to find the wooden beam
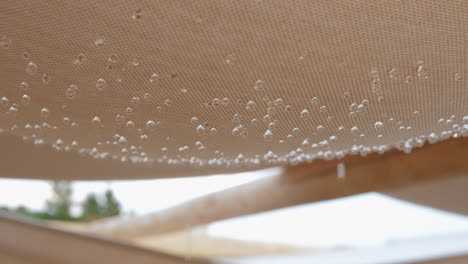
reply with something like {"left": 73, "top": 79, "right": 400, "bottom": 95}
{"left": 0, "top": 213, "right": 206, "bottom": 264}
{"left": 92, "top": 137, "right": 468, "bottom": 239}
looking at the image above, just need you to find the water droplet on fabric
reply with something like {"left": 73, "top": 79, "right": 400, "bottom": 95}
{"left": 66, "top": 84, "right": 78, "bottom": 100}
{"left": 146, "top": 120, "right": 157, "bottom": 130}
{"left": 26, "top": 62, "right": 37, "bottom": 75}
{"left": 0, "top": 36, "right": 12, "bottom": 49}
{"left": 130, "top": 96, "right": 140, "bottom": 106}
{"left": 132, "top": 9, "right": 143, "bottom": 20}
{"left": 19, "top": 82, "right": 29, "bottom": 91}
{"left": 118, "top": 136, "right": 127, "bottom": 145}
{"left": 246, "top": 100, "right": 256, "bottom": 111}
{"left": 374, "top": 121, "right": 384, "bottom": 131}
{"left": 95, "top": 37, "right": 105, "bottom": 46}
{"left": 263, "top": 129, "right": 273, "bottom": 141}
{"left": 40, "top": 108, "right": 49, "bottom": 118}
{"left": 73, "top": 53, "right": 88, "bottom": 65}
{"left": 196, "top": 124, "right": 206, "bottom": 136}
{"left": 140, "top": 134, "right": 149, "bottom": 142}
{"left": 115, "top": 114, "right": 125, "bottom": 125}
{"left": 149, "top": 73, "right": 159, "bottom": 83}
{"left": 143, "top": 93, "right": 151, "bottom": 100}
{"left": 41, "top": 74, "right": 51, "bottom": 84}
{"left": 21, "top": 52, "right": 30, "bottom": 60}
{"left": 300, "top": 109, "right": 310, "bottom": 120}
{"left": 226, "top": 54, "right": 236, "bottom": 64}
{"left": 20, "top": 94, "right": 31, "bottom": 105}
{"left": 389, "top": 68, "right": 399, "bottom": 79}
{"left": 91, "top": 116, "right": 102, "bottom": 127}
{"left": 125, "top": 120, "right": 135, "bottom": 129}
{"left": 417, "top": 62, "right": 428, "bottom": 79}
{"left": 96, "top": 78, "right": 107, "bottom": 91}
{"left": 254, "top": 80, "right": 264, "bottom": 91}
{"left": 63, "top": 117, "right": 70, "bottom": 126}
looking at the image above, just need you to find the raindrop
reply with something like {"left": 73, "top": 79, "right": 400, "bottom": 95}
{"left": 140, "top": 134, "right": 149, "bottom": 142}
{"left": 196, "top": 124, "right": 206, "bottom": 136}
{"left": 71, "top": 140, "right": 79, "bottom": 149}
{"left": 389, "top": 68, "right": 399, "bottom": 79}
{"left": 96, "top": 78, "right": 107, "bottom": 91}
{"left": 146, "top": 120, "right": 157, "bottom": 130}
{"left": 41, "top": 74, "right": 50, "bottom": 84}
{"left": 405, "top": 76, "right": 413, "bottom": 83}
{"left": 95, "top": 37, "right": 105, "bottom": 46}
{"left": 463, "top": 115, "right": 468, "bottom": 124}
{"left": 263, "top": 129, "right": 273, "bottom": 141}
{"left": 115, "top": 114, "right": 125, "bottom": 125}
{"left": 343, "top": 92, "right": 351, "bottom": 100}
{"left": 126, "top": 120, "right": 135, "bottom": 129}
{"left": 0, "top": 36, "right": 11, "bottom": 49}
{"left": 8, "top": 106, "right": 18, "bottom": 114}
{"left": 132, "top": 9, "right": 143, "bottom": 20}
{"left": 73, "top": 53, "right": 88, "bottom": 65}
{"left": 143, "top": 93, "right": 151, "bottom": 100}
{"left": 254, "top": 80, "right": 264, "bottom": 91}
{"left": 246, "top": 100, "right": 256, "bottom": 111}
{"left": 417, "top": 62, "right": 428, "bottom": 79}
{"left": 284, "top": 105, "right": 292, "bottom": 112}
{"left": 26, "top": 61, "right": 38, "bottom": 75}
{"left": 131, "top": 57, "right": 141, "bottom": 67}
{"left": 66, "top": 84, "right": 78, "bottom": 100}
{"left": 233, "top": 113, "right": 242, "bottom": 123}
{"left": 40, "top": 108, "right": 50, "bottom": 118}
{"left": 311, "top": 97, "right": 319, "bottom": 105}
{"left": 118, "top": 136, "right": 127, "bottom": 145}
{"left": 374, "top": 121, "right": 384, "bottom": 131}
{"left": 55, "top": 139, "right": 64, "bottom": 146}
{"left": 63, "top": 117, "right": 70, "bottom": 126}
{"left": 20, "top": 94, "right": 31, "bottom": 105}
{"left": 130, "top": 96, "right": 140, "bottom": 106}
{"left": 22, "top": 52, "right": 30, "bottom": 60}
{"left": 210, "top": 127, "right": 217, "bottom": 134}
{"left": 91, "top": 116, "right": 102, "bottom": 127}
{"left": 300, "top": 109, "right": 310, "bottom": 120}
{"left": 164, "top": 99, "right": 172, "bottom": 106}
{"left": 319, "top": 105, "right": 327, "bottom": 112}
{"left": 455, "top": 73, "right": 463, "bottom": 81}
{"left": 190, "top": 117, "right": 199, "bottom": 124}
{"left": 149, "top": 73, "right": 159, "bottom": 83}
{"left": 19, "top": 82, "right": 29, "bottom": 91}
{"left": 126, "top": 107, "right": 133, "bottom": 114}
{"left": 226, "top": 54, "right": 236, "bottom": 64}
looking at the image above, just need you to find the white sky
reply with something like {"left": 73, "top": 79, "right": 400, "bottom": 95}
{"left": 1, "top": 168, "right": 468, "bottom": 249}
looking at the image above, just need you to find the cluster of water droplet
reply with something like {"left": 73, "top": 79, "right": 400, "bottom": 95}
{"left": 3, "top": 33, "right": 468, "bottom": 169}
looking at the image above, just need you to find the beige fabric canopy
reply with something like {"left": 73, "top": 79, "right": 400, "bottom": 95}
{"left": 1, "top": 0, "right": 467, "bottom": 180}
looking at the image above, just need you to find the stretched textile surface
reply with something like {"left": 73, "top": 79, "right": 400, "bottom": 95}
{"left": 0, "top": 0, "right": 467, "bottom": 179}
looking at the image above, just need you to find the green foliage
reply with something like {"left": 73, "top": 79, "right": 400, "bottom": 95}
{"left": 2, "top": 183, "right": 121, "bottom": 222}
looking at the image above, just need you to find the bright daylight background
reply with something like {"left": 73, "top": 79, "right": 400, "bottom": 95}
{"left": 1, "top": 167, "right": 468, "bottom": 249}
